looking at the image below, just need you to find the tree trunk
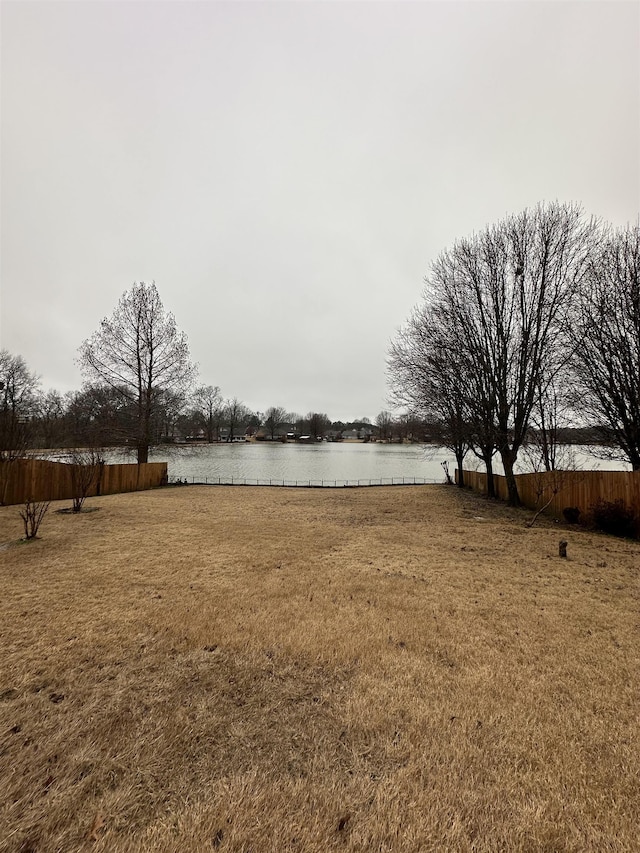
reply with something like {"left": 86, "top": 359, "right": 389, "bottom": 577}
{"left": 483, "top": 452, "right": 496, "bottom": 498}
{"left": 138, "top": 395, "right": 152, "bottom": 463}
{"left": 500, "top": 448, "right": 521, "bottom": 506}
{"left": 455, "top": 449, "right": 465, "bottom": 487}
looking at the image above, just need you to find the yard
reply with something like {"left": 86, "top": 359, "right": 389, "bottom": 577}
{"left": 0, "top": 485, "right": 638, "bottom": 852}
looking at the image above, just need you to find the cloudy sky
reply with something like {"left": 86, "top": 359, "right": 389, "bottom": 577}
{"left": 2, "top": 1, "right": 638, "bottom": 421}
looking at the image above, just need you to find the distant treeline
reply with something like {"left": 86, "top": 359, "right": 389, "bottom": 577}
{"left": 1, "top": 345, "right": 430, "bottom": 453}
{"left": 0, "top": 348, "right": 616, "bottom": 461}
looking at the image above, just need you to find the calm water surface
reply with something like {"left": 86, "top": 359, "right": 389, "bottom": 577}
{"left": 108, "top": 442, "right": 452, "bottom": 483}
{"left": 100, "top": 441, "right": 630, "bottom": 484}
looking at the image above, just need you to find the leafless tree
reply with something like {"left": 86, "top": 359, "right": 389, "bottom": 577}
{"left": 0, "top": 351, "right": 40, "bottom": 504}
{"left": 391, "top": 202, "right": 598, "bottom": 505}
{"left": 389, "top": 303, "right": 473, "bottom": 484}
{"left": 522, "top": 442, "right": 583, "bottom": 528}
{"left": 61, "top": 385, "right": 131, "bottom": 449}
{"left": 375, "top": 410, "right": 393, "bottom": 441}
{"left": 305, "top": 412, "right": 330, "bottom": 439}
{"left": 264, "top": 406, "right": 287, "bottom": 440}
{"left": 152, "top": 388, "right": 189, "bottom": 444}
{"left": 569, "top": 224, "right": 640, "bottom": 470}
{"left": 526, "top": 370, "right": 574, "bottom": 473}
{"left": 223, "top": 398, "right": 249, "bottom": 441}
{"left": 0, "top": 350, "right": 39, "bottom": 457}
{"left": 438, "top": 203, "right": 595, "bottom": 504}
{"left": 19, "top": 498, "right": 50, "bottom": 540}
{"left": 78, "top": 282, "right": 196, "bottom": 463}
{"left": 33, "top": 389, "right": 65, "bottom": 449}
{"left": 68, "top": 448, "right": 105, "bottom": 512}
{"left": 192, "top": 385, "right": 222, "bottom": 442}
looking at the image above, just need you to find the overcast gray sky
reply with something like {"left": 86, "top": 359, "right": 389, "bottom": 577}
{"left": 2, "top": 0, "right": 638, "bottom": 421}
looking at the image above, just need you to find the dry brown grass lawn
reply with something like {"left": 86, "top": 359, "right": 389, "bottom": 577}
{"left": 0, "top": 485, "right": 638, "bottom": 852}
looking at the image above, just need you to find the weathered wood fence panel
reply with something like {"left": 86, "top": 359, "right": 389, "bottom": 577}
{"left": 457, "top": 468, "right": 640, "bottom": 518}
{"left": 0, "top": 459, "right": 167, "bottom": 506}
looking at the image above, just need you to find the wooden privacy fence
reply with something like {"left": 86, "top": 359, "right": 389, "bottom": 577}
{"left": 457, "top": 468, "right": 640, "bottom": 519}
{"left": 0, "top": 459, "right": 168, "bottom": 506}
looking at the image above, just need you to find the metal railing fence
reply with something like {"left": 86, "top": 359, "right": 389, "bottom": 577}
{"left": 167, "top": 476, "right": 438, "bottom": 488}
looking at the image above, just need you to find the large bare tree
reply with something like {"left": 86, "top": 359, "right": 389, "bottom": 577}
{"left": 0, "top": 350, "right": 39, "bottom": 456}
{"left": 391, "top": 202, "right": 597, "bottom": 505}
{"left": 223, "top": 397, "right": 250, "bottom": 441}
{"left": 569, "top": 224, "right": 640, "bottom": 470}
{"left": 78, "top": 282, "right": 196, "bottom": 463}
{"left": 192, "top": 385, "right": 222, "bottom": 442}
{"left": 264, "top": 405, "right": 287, "bottom": 440}
{"left": 375, "top": 410, "right": 393, "bottom": 441}
{"left": 305, "top": 412, "right": 330, "bottom": 439}
{"left": 33, "top": 389, "right": 65, "bottom": 449}
{"left": 0, "top": 350, "right": 40, "bottom": 503}
{"left": 440, "top": 203, "right": 596, "bottom": 503}
{"left": 389, "top": 302, "right": 474, "bottom": 486}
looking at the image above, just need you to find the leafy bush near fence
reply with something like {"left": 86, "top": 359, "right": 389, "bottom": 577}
{"left": 589, "top": 498, "right": 639, "bottom": 539}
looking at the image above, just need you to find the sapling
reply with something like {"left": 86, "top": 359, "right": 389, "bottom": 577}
{"left": 19, "top": 498, "right": 50, "bottom": 540}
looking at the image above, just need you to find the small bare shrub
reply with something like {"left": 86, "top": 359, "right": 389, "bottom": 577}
{"left": 68, "top": 448, "right": 104, "bottom": 512}
{"left": 590, "top": 499, "right": 638, "bottom": 539}
{"left": 19, "top": 498, "right": 50, "bottom": 540}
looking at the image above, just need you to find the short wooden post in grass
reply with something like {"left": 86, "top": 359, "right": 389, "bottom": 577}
{"left": 559, "top": 539, "right": 568, "bottom": 558}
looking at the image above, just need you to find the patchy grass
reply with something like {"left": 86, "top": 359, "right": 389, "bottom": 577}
{"left": 0, "top": 485, "right": 638, "bottom": 852}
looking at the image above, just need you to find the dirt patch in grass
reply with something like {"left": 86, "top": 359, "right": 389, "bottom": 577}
{"left": 55, "top": 507, "right": 101, "bottom": 515}
{"left": 1, "top": 485, "right": 639, "bottom": 852}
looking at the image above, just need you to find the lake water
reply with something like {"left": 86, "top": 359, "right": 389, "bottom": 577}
{"left": 108, "top": 442, "right": 452, "bottom": 484}
{"left": 99, "top": 442, "right": 630, "bottom": 485}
